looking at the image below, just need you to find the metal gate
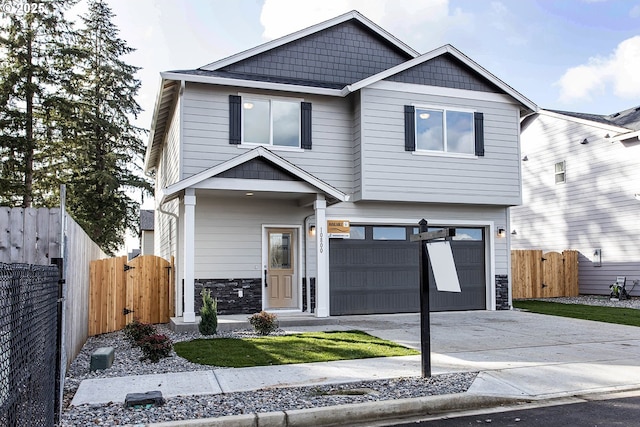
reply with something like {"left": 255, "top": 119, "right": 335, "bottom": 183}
{"left": 89, "top": 255, "right": 174, "bottom": 335}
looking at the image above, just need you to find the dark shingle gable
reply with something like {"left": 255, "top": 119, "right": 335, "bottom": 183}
{"left": 607, "top": 106, "right": 640, "bottom": 130}
{"left": 385, "top": 53, "right": 503, "bottom": 93}
{"left": 214, "top": 19, "right": 413, "bottom": 87}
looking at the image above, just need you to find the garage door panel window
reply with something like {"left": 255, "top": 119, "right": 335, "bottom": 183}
{"left": 413, "top": 227, "right": 483, "bottom": 241}
{"left": 349, "top": 226, "right": 366, "bottom": 240}
{"left": 373, "top": 227, "right": 406, "bottom": 240}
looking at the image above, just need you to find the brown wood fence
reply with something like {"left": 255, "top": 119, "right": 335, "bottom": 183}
{"left": 511, "top": 250, "right": 579, "bottom": 299}
{"left": 89, "top": 255, "right": 175, "bottom": 336}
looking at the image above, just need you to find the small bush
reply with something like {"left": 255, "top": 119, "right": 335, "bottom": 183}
{"left": 123, "top": 319, "right": 157, "bottom": 346}
{"left": 199, "top": 289, "right": 218, "bottom": 335}
{"left": 140, "top": 333, "right": 173, "bottom": 363}
{"left": 248, "top": 311, "right": 279, "bottom": 335}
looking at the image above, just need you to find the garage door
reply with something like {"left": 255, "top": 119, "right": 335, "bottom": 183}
{"left": 329, "top": 225, "right": 485, "bottom": 315}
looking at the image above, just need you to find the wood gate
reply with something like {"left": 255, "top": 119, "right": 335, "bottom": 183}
{"left": 511, "top": 250, "right": 578, "bottom": 299}
{"left": 89, "top": 255, "right": 175, "bottom": 336}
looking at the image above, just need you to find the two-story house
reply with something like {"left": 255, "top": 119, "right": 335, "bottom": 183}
{"left": 144, "top": 11, "right": 537, "bottom": 323}
{"left": 511, "top": 107, "right": 640, "bottom": 297}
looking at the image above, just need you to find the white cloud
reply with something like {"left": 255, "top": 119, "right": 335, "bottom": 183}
{"left": 557, "top": 36, "right": 640, "bottom": 103}
{"left": 259, "top": 0, "right": 472, "bottom": 52}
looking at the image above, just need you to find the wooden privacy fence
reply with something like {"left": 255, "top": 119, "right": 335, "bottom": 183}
{"left": 89, "top": 255, "right": 174, "bottom": 336}
{"left": 511, "top": 250, "right": 578, "bottom": 299}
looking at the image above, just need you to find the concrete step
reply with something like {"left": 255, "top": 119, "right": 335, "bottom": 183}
{"left": 169, "top": 314, "right": 341, "bottom": 333}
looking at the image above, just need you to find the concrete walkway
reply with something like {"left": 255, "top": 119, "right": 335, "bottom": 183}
{"left": 70, "top": 310, "right": 640, "bottom": 425}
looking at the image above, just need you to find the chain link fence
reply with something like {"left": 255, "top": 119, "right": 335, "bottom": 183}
{"left": 0, "top": 263, "right": 59, "bottom": 427}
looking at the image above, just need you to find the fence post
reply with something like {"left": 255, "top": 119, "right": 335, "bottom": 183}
{"left": 51, "top": 257, "right": 64, "bottom": 424}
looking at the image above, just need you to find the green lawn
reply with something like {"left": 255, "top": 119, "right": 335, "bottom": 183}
{"left": 513, "top": 300, "right": 640, "bottom": 327}
{"left": 174, "top": 330, "right": 419, "bottom": 368}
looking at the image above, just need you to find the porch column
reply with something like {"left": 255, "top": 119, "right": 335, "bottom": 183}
{"left": 314, "top": 195, "right": 329, "bottom": 317}
{"left": 183, "top": 188, "right": 196, "bottom": 323}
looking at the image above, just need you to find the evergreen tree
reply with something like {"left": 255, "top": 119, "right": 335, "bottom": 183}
{"left": 68, "top": 0, "right": 152, "bottom": 254}
{"left": 0, "top": 0, "right": 78, "bottom": 207}
{"left": 199, "top": 289, "right": 218, "bottom": 336}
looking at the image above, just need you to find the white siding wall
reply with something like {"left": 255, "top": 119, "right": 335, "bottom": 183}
{"left": 154, "top": 98, "right": 181, "bottom": 262}
{"left": 327, "top": 201, "right": 510, "bottom": 274}
{"left": 510, "top": 113, "right": 640, "bottom": 296}
{"left": 360, "top": 86, "right": 522, "bottom": 205}
{"left": 193, "top": 193, "right": 315, "bottom": 279}
{"left": 352, "top": 92, "right": 362, "bottom": 200}
{"left": 181, "top": 83, "right": 354, "bottom": 194}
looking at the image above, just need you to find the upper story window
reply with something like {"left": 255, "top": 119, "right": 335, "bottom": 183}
{"left": 404, "top": 105, "right": 484, "bottom": 157}
{"left": 243, "top": 98, "right": 300, "bottom": 147}
{"left": 415, "top": 107, "right": 474, "bottom": 154}
{"left": 229, "top": 95, "right": 312, "bottom": 150}
{"left": 555, "top": 161, "right": 566, "bottom": 184}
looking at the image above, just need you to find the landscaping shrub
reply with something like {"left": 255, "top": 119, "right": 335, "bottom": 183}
{"left": 139, "top": 333, "right": 173, "bottom": 363}
{"left": 248, "top": 311, "right": 279, "bottom": 335}
{"left": 199, "top": 289, "right": 218, "bottom": 335}
{"left": 123, "top": 319, "right": 157, "bottom": 346}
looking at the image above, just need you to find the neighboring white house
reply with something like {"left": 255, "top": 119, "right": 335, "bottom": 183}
{"left": 511, "top": 107, "right": 640, "bottom": 296}
{"left": 144, "top": 10, "right": 537, "bottom": 322}
{"left": 139, "top": 209, "right": 155, "bottom": 256}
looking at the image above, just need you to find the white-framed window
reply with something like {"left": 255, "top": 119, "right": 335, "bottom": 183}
{"left": 415, "top": 106, "right": 475, "bottom": 154}
{"left": 241, "top": 96, "right": 300, "bottom": 147}
{"left": 555, "top": 161, "right": 566, "bottom": 184}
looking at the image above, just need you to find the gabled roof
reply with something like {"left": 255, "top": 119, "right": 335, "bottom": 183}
{"left": 345, "top": 44, "right": 537, "bottom": 114}
{"left": 539, "top": 109, "right": 633, "bottom": 134}
{"left": 158, "top": 147, "right": 348, "bottom": 204}
{"left": 140, "top": 209, "right": 154, "bottom": 231}
{"left": 200, "top": 10, "right": 418, "bottom": 71}
{"left": 145, "top": 11, "right": 538, "bottom": 173}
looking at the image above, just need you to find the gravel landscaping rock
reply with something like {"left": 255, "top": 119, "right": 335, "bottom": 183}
{"left": 60, "top": 296, "right": 638, "bottom": 426}
{"left": 59, "top": 326, "right": 476, "bottom": 426}
{"left": 531, "top": 294, "right": 640, "bottom": 310}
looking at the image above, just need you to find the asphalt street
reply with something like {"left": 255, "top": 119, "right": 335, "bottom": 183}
{"left": 385, "top": 393, "right": 640, "bottom": 426}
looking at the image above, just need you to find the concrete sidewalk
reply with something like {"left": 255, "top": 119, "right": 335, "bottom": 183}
{"left": 70, "top": 310, "right": 640, "bottom": 425}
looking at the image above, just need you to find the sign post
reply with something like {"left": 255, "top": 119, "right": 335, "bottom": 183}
{"left": 410, "top": 219, "right": 456, "bottom": 377}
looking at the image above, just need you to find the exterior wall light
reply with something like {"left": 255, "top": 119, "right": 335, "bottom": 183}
{"left": 497, "top": 228, "right": 506, "bottom": 238}
{"left": 309, "top": 225, "right": 316, "bottom": 237}
{"left": 581, "top": 138, "right": 589, "bottom": 144}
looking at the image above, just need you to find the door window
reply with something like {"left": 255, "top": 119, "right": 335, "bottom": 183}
{"left": 270, "top": 232, "right": 291, "bottom": 269}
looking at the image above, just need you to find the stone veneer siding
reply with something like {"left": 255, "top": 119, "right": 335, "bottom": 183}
{"left": 194, "top": 278, "right": 261, "bottom": 315}
{"left": 495, "top": 274, "right": 510, "bottom": 310}
{"left": 302, "top": 278, "right": 316, "bottom": 313}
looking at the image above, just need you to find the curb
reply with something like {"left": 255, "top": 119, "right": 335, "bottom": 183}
{"left": 145, "top": 393, "right": 527, "bottom": 427}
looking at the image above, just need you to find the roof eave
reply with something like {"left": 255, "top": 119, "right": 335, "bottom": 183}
{"left": 539, "top": 110, "right": 632, "bottom": 133}
{"left": 159, "top": 147, "right": 349, "bottom": 205}
{"left": 160, "top": 72, "right": 344, "bottom": 97}
{"left": 144, "top": 78, "right": 180, "bottom": 174}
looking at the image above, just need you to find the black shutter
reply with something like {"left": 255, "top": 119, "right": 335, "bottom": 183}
{"left": 301, "top": 102, "right": 312, "bottom": 149}
{"left": 404, "top": 105, "right": 415, "bottom": 151}
{"left": 229, "top": 95, "right": 241, "bottom": 145}
{"left": 474, "top": 112, "right": 484, "bottom": 156}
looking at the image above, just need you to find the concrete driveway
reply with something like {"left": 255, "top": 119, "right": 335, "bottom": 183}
{"left": 283, "top": 310, "right": 640, "bottom": 398}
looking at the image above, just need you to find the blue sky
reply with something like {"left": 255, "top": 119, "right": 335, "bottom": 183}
{"left": 84, "top": 0, "right": 640, "bottom": 131}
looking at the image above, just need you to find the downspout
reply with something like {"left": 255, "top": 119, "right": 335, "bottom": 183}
{"left": 303, "top": 214, "right": 315, "bottom": 313}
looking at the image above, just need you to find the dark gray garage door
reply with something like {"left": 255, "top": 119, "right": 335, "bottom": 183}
{"left": 329, "top": 225, "right": 485, "bottom": 315}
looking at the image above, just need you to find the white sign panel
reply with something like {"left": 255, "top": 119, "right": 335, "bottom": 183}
{"left": 426, "top": 240, "right": 461, "bottom": 293}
